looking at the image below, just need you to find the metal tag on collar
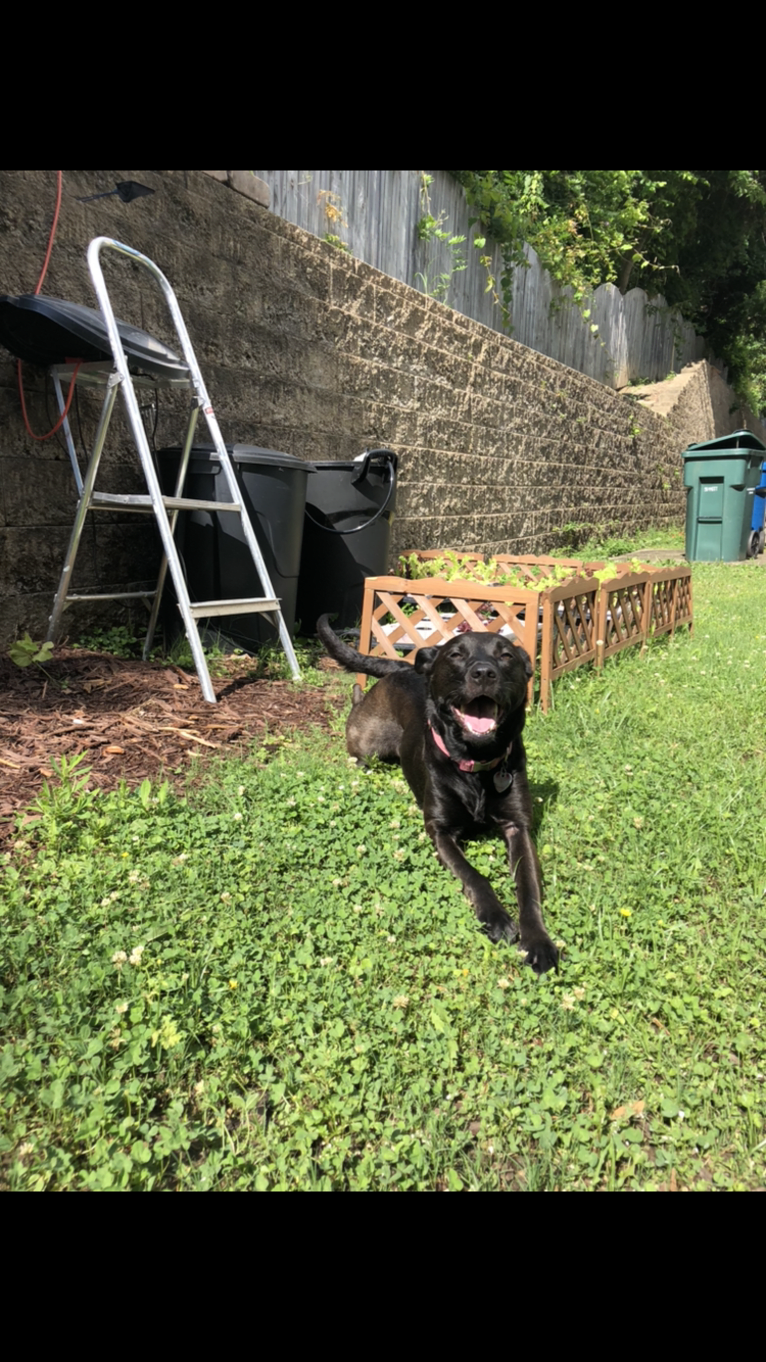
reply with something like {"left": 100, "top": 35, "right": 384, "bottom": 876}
{"left": 493, "top": 763, "right": 513, "bottom": 793}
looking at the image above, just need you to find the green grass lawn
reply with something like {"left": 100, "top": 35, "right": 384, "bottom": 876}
{"left": 2, "top": 561, "right": 765, "bottom": 1191}
{"left": 551, "top": 522, "right": 686, "bottom": 559}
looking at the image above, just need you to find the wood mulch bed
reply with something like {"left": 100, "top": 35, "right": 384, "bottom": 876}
{"left": 0, "top": 648, "right": 345, "bottom": 842}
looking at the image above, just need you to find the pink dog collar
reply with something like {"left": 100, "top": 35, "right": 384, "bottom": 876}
{"left": 429, "top": 723, "right": 512, "bottom": 774}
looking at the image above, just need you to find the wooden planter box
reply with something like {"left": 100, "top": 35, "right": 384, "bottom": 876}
{"left": 357, "top": 555, "right": 693, "bottom": 712}
{"left": 596, "top": 563, "right": 693, "bottom": 664}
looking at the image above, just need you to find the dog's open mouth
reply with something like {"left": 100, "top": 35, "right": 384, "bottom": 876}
{"left": 452, "top": 697, "right": 501, "bottom": 735}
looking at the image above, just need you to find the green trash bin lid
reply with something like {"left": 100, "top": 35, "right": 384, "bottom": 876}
{"left": 684, "top": 429, "right": 766, "bottom": 455}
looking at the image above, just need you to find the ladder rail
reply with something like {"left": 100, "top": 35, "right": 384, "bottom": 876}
{"left": 142, "top": 402, "right": 200, "bottom": 656}
{"left": 84, "top": 240, "right": 217, "bottom": 699}
{"left": 51, "top": 369, "right": 84, "bottom": 495}
{"left": 46, "top": 373, "right": 121, "bottom": 645}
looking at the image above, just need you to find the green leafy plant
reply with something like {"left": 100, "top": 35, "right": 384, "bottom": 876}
{"left": 148, "top": 631, "right": 231, "bottom": 678}
{"left": 414, "top": 174, "right": 467, "bottom": 304}
{"left": 553, "top": 522, "right": 595, "bottom": 553}
{"left": 452, "top": 169, "right": 766, "bottom": 413}
{"left": 399, "top": 552, "right": 582, "bottom": 592}
{"left": 26, "top": 752, "right": 99, "bottom": 850}
{"left": 9, "top": 633, "right": 54, "bottom": 669}
{"left": 73, "top": 625, "right": 141, "bottom": 658}
{"left": 318, "top": 190, "right": 351, "bottom": 255}
{"left": 8, "top": 633, "right": 58, "bottom": 686}
{"left": 592, "top": 562, "right": 620, "bottom": 584}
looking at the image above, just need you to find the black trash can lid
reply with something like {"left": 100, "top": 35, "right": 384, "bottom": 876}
{"left": 311, "top": 461, "right": 393, "bottom": 473}
{"left": 311, "top": 450, "right": 398, "bottom": 473}
{"left": 685, "top": 429, "right": 766, "bottom": 453}
{"left": 0, "top": 293, "right": 188, "bottom": 382}
{"left": 160, "top": 443, "right": 315, "bottom": 472}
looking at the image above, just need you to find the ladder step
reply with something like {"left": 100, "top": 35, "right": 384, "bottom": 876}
{"left": 188, "top": 598, "right": 280, "bottom": 618}
{"left": 66, "top": 590, "right": 157, "bottom": 603}
{"left": 90, "top": 492, "right": 241, "bottom": 513}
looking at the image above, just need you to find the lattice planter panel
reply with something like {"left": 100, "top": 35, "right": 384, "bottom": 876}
{"left": 358, "top": 572, "right": 601, "bottom": 711}
{"left": 595, "top": 570, "right": 653, "bottom": 665}
{"left": 357, "top": 558, "right": 693, "bottom": 713}
{"left": 539, "top": 578, "right": 601, "bottom": 706}
{"left": 649, "top": 565, "right": 693, "bottom": 639}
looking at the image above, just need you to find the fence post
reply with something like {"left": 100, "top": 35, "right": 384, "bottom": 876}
{"left": 540, "top": 594, "right": 553, "bottom": 713}
{"left": 641, "top": 574, "right": 654, "bottom": 653}
{"left": 357, "top": 579, "right": 375, "bottom": 689}
{"left": 596, "top": 584, "right": 606, "bottom": 669}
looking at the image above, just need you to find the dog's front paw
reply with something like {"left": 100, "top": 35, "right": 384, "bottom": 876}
{"left": 520, "top": 934, "right": 559, "bottom": 975}
{"left": 478, "top": 903, "right": 519, "bottom": 945}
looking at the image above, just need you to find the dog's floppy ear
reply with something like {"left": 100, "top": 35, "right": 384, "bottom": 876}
{"left": 514, "top": 644, "right": 534, "bottom": 681}
{"left": 414, "top": 644, "right": 440, "bottom": 676}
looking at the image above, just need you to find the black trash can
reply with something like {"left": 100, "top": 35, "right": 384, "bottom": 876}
{"left": 297, "top": 449, "right": 398, "bottom": 631}
{"left": 158, "top": 444, "right": 314, "bottom": 649}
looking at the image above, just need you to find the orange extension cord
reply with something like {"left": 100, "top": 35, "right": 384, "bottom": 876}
{"left": 17, "top": 170, "right": 82, "bottom": 439}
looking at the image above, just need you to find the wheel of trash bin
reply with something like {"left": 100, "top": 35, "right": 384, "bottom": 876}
{"left": 758, "top": 529, "right": 766, "bottom": 556}
{"left": 747, "top": 530, "right": 760, "bottom": 558}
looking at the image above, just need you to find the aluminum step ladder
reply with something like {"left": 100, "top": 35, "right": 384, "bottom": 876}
{"left": 46, "top": 236, "right": 301, "bottom": 702}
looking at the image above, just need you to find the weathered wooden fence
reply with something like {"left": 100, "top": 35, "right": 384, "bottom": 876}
{"left": 254, "top": 169, "right": 718, "bottom": 388}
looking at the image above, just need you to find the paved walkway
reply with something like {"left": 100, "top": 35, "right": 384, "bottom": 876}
{"left": 617, "top": 548, "right": 766, "bottom": 567}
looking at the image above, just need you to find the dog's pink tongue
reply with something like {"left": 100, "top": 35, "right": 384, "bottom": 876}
{"left": 460, "top": 700, "right": 497, "bottom": 734}
{"left": 465, "top": 714, "right": 495, "bottom": 734}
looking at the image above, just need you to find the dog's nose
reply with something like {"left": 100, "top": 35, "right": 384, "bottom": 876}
{"left": 469, "top": 661, "right": 497, "bottom": 684}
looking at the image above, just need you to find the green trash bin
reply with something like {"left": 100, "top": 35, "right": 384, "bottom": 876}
{"left": 682, "top": 430, "right": 766, "bottom": 562}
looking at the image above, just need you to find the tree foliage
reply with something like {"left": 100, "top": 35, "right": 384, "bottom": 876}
{"left": 452, "top": 170, "right": 766, "bottom": 412}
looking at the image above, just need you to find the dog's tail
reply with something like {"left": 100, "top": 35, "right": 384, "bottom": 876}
{"left": 316, "top": 614, "right": 410, "bottom": 678}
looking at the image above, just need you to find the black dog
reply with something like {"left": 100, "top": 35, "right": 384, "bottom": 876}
{"left": 317, "top": 617, "right": 558, "bottom": 974}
